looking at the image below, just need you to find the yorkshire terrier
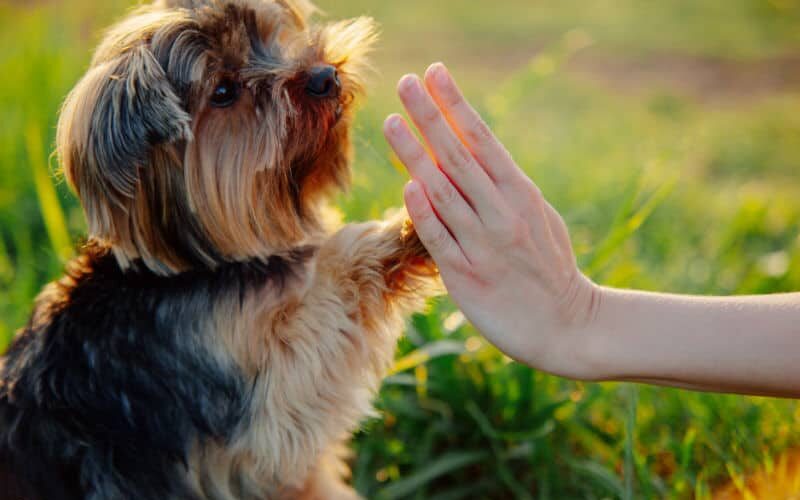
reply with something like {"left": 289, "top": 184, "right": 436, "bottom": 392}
{"left": 0, "top": 1, "right": 438, "bottom": 498}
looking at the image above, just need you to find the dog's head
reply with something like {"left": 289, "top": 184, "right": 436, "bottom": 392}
{"left": 57, "top": 0, "right": 376, "bottom": 274}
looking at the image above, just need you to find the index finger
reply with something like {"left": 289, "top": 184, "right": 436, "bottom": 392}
{"left": 397, "top": 75, "right": 505, "bottom": 226}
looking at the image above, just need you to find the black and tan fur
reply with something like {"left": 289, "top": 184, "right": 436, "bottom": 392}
{"left": 0, "top": 1, "right": 437, "bottom": 498}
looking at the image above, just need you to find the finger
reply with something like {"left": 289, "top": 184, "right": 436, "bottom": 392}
{"left": 384, "top": 114, "right": 481, "bottom": 251}
{"left": 404, "top": 180, "right": 470, "bottom": 272}
{"left": 397, "top": 74, "right": 506, "bottom": 225}
{"left": 423, "top": 63, "right": 531, "bottom": 197}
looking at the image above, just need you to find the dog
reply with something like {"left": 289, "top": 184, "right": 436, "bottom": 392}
{"left": 0, "top": 1, "right": 438, "bottom": 498}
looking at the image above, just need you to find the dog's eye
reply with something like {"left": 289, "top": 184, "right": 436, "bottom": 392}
{"left": 210, "top": 79, "right": 240, "bottom": 108}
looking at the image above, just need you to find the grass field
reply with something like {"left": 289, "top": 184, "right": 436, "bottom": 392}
{"left": 2, "top": 0, "right": 800, "bottom": 498}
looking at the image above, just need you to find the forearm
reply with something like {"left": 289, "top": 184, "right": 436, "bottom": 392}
{"left": 575, "top": 286, "right": 800, "bottom": 397}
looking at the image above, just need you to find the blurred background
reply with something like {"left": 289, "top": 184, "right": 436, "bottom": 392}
{"left": 1, "top": 0, "right": 800, "bottom": 498}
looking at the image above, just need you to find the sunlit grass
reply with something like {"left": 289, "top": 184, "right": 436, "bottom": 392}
{"left": 714, "top": 448, "right": 800, "bottom": 499}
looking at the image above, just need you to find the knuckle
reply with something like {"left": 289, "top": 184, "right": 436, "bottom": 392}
{"left": 441, "top": 86, "right": 463, "bottom": 108}
{"left": 495, "top": 216, "right": 528, "bottom": 247}
{"left": 448, "top": 255, "right": 473, "bottom": 276}
{"left": 430, "top": 179, "right": 459, "bottom": 206}
{"left": 411, "top": 200, "right": 435, "bottom": 224}
{"left": 527, "top": 181, "right": 544, "bottom": 202}
{"left": 406, "top": 143, "right": 428, "bottom": 165}
{"left": 429, "top": 225, "right": 451, "bottom": 251}
{"left": 487, "top": 219, "right": 507, "bottom": 239}
{"left": 466, "top": 116, "right": 494, "bottom": 146}
{"left": 442, "top": 144, "right": 473, "bottom": 172}
{"left": 468, "top": 249, "right": 493, "bottom": 270}
{"left": 420, "top": 105, "right": 442, "bottom": 126}
{"left": 521, "top": 180, "right": 544, "bottom": 211}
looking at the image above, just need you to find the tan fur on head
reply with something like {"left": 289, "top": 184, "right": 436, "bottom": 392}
{"left": 56, "top": 0, "right": 376, "bottom": 275}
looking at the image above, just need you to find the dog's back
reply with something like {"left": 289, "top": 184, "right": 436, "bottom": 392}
{"left": 0, "top": 242, "right": 265, "bottom": 499}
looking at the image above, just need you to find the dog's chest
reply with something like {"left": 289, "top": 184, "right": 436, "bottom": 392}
{"left": 185, "top": 254, "right": 404, "bottom": 498}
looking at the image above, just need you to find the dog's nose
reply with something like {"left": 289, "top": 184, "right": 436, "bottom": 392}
{"left": 306, "top": 65, "right": 341, "bottom": 98}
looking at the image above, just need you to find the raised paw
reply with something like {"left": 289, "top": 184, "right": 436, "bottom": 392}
{"left": 399, "top": 217, "right": 432, "bottom": 264}
{"left": 383, "top": 216, "right": 438, "bottom": 292}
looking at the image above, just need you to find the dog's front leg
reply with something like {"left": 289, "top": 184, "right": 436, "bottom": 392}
{"left": 285, "top": 216, "right": 437, "bottom": 499}
{"left": 295, "top": 448, "right": 362, "bottom": 500}
{"left": 317, "top": 212, "right": 439, "bottom": 330}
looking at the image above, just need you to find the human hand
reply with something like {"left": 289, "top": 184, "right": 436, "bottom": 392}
{"left": 383, "top": 63, "right": 601, "bottom": 378}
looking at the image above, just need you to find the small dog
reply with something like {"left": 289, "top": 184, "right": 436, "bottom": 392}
{"left": 0, "top": 1, "right": 437, "bottom": 498}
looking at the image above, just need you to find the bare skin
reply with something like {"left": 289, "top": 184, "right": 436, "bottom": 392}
{"left": 383, "top": 62, "right": 800, "bottom": 399}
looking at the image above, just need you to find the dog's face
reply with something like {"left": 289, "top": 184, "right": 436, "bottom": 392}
{"left": 57, "top": 0, "right": 376, "bottom": 274}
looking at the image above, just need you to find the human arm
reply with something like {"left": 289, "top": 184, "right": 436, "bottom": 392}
{"left": 383, "top": 62, "right": 800, "bottom": 398}
{"left": 582, "top": 289, "right": 800, "bottom": 398}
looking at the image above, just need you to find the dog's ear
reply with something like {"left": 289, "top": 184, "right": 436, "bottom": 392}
{"left": 57, "top": 44, "right": 190, "bottom": 233}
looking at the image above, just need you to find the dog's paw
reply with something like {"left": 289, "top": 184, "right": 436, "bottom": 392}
{"left": 382, "top": 217, "right": 438, "bottom": 292}
{"left": 399, "top": 217, "right": 431, "bottom": 264}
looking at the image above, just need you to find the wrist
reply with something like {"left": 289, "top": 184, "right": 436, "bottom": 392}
{"left": 568, "top": 283, "right": 614, "bottom": 381}
{"left": 536, "top": 274, "right": 607, "bottom": 380}
{"left": 569, "top": 285, "right": 644, "bottom": 383}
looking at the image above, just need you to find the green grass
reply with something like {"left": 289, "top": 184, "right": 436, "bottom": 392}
{"left": 2, "top": 0, "right": 800, "bottom": 498}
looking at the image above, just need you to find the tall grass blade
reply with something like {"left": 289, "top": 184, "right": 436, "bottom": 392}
{"left": 585, "top": 176, "right": 676, "bottom": 277}
{"left": 390, "top": 340, "right": 466, "bottom": 375}
{"left": 0, "top": 233, "right": 12, "bottom": 283}
{"left": 623, "top": 384, "right": 638, "bottom": 500}
{"left": 378, "top": 450, "right": 490, "bottom": 500}
{"left": 565, "top": 458, "right": 626, "bottom": 499}
{"left": 25, "top": 123, "right": 71, "bottom": 261}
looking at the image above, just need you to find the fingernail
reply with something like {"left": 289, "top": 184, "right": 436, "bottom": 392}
{"left": 405, "top": 180, "right": 422, "bottom": 201}
{"left": 431, "top": 62, "right": 449, "bottom": 86}
{"left": 386, "top": 114, "right": 402, "bottom": 134}
{"left": 399, "top": 74, "right": 421, "bottom": 96}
